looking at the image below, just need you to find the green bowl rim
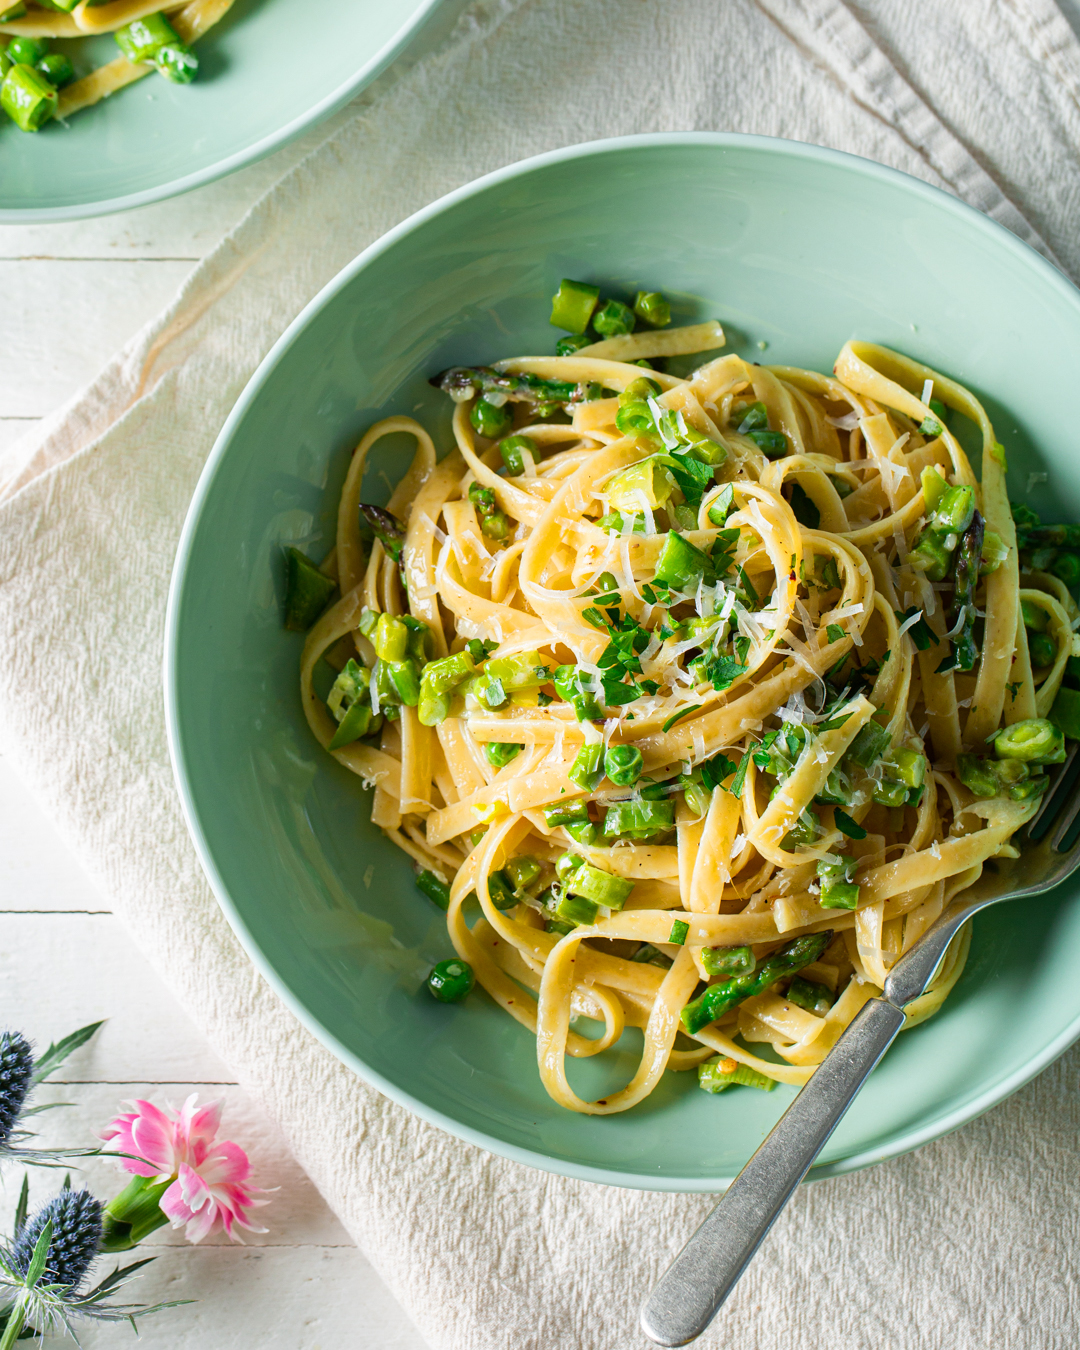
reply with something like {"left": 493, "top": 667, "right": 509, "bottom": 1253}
{"left": 165, "top": 131, "right": 1080, "bottom": 1192}
{"left": 0, "top": 0, "right": 444, "bottom": 224}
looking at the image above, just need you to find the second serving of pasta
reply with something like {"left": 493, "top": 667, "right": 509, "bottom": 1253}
{"left": 290, "top": 281, "right": 1077, "bottom": 1117}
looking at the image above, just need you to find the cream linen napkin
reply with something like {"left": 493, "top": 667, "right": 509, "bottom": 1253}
{"left": 2, "top": 2, "right": 1080, "bottom": 1347}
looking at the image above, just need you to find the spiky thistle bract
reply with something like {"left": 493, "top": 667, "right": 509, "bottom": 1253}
{"left": 11, "top": 1188, "right": 101, "bottom": 1292}
{"left": 0, "top": 1182, "right": 188, "bottom": 1348}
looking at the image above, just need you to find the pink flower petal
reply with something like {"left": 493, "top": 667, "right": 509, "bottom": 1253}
{"left": 101, "top": 1093, "right": 270, "bottom": 1243}
{"left": 159, "top": 1177, "right": 195, "bottom": 1227}
{"left": 130, "top": 1113, "right": 177, "bottom": 1174}
{"left": 175, "top": 1162, "right": 212, "bottom": 1213}
{"left": 182, "top": 1202, "right": 219, "bottom": 1245}
{"left": 196, "top": 1140, "right": 252, "bottom": 1188}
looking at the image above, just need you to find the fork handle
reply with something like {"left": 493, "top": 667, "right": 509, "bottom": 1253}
{"left": 640, "top": 997, "right": 906, "bottom": 1347}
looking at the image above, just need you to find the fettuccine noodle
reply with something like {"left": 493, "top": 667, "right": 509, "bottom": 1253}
{"left": 296, "top": 314, "right": 1069, "bottom": 1116}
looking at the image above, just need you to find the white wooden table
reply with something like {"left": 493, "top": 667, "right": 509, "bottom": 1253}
{"left": 0, "top": 120, "right": 430, "bottom": 1350}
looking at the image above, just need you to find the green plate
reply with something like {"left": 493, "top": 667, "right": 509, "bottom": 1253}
{"left": 166, "top": 134, "right": 1080, "bottom": 1191}
{"left": 0, "top": 0, "right": 442, "bottom": 220}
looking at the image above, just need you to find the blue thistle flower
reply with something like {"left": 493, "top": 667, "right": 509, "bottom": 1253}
{"left": 0, "top": 1023, "right": 105, "bottom": 1168}
{"left": 0, "top": 1033, "right": 34, "bottom": 1153}
{"left": 0, "top": 1181, "right": 187, "bottom": 1344}
{"left": 11, "top": 1190, "right": 101, "bottom": 1293}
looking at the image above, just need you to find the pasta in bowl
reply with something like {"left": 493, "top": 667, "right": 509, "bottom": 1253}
{"left": 288, "top": 282, "right": 1079, "bottom": 1117}
{"left": 167, "top": 134, "right": 1080, "bottom": 1186}
{"left": 0, "top": 1, "right": 235, "bottom": 130}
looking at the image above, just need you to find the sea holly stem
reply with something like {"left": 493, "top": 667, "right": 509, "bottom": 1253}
{"left": 100, "top": 1176, "right": 172, "bottom": 1252}
{"left": 0, "top": 1303, "right": 26, "bottom": 1350}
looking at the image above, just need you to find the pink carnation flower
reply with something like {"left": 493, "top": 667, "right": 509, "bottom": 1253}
{"left": 102, "top": 1094, "right": 271, "bottom": 1244}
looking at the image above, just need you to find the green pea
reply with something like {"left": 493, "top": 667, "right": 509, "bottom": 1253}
{"left": 470, "top": 396, "right": 513, "bottom": 439}
{"left": 633, "top": 291, "right": 671, "bottom": 328}
{"left": 426, "top": 958, "right": 475, "bottom": 1003}
{"left": 7, "top": 35, "right": 48, "bottom": 66}
{"left": 479, "top": 509, "right": 509, "bottom": 541}
{"left": 592, "top": 298, "right": 635, "bottom": 338}
{"left": 604, "top": 744, "right": 644, "bottom": 787}
{"left": 679, "top": 773, "right": 712, "bottom": 817}
{"left": 468, "top": 480, "right": 496, "bottom": 514}
{"left": 1051, "top": 551, "right": 1080, "bottom": 587}
{"left": 555, "top": 333, "right": 591, "bottom": 356}
{"left": 1028, "top": 631, "right": 1057, "bottom": 669}
{"left": 35, "top": 52, "right": 74, "bottom": 88}
{"left": 1021, "top": 598, "right": 1049, "bottom": 632}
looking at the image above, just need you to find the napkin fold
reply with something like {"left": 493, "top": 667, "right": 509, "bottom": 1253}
{"left": 3, "top": 2, "right": 1080, "bottom": 1347}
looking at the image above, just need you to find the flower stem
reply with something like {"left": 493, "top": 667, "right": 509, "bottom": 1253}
{"left": 0, "top": 1302, "right": 26, "bottom": 1350}
{"left": 101, "top": 1176, "right": 172, "bottom": 1252}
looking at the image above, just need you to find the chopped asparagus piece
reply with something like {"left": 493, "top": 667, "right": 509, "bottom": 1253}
{"left": 698, "top": 1056, "right": 777, "bottom": 1093}
{"left": 681, "top": 931, "right": 833, "bottom": 1034}
{"left": 550, "top": 279, "right": 599, "bottom": 332}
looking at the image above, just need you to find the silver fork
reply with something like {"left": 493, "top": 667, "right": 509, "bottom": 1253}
{"left": 641, "top": 746, "right": 1080, "bottom": 1347}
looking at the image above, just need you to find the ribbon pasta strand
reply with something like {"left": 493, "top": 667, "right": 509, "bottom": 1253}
{"left": 298, "top": 328, "right": 1059, "bottom": 1116}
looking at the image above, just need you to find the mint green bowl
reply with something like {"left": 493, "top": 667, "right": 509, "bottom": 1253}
{"left": 166, "top": 134, "right": 1080, "bottom": 1191}
{"left": 0, "top": 0, "right": 440, "bottom": 221}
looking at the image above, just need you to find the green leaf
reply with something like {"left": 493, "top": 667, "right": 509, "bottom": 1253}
{"left": 826, "top": 624, "right": 845, "bottom": 644}
{"left": 665, "top": 450, "right": 713, "bottom": 509}
{"left": 25, "top": 1221, "right": 53, "bottom": 1290}
{"left": 33, "top": 1021, "right": 105, "bottom": 1084}
{"left": 894, "top": 606, "right": 934, "bottom": 652}
{"left": 736, "top": 566, "right": 759, "bottom": 608}
{"left": 707, "top": 484, "right": 735, "bottom": 526}
{"left": 82, "top": 1258, "right": 157, "bottom": 1302}
{"left": 700, "top": 755, "right": 737, "bottom": 790}
{"left": 601, "top": 677, "right": 641, "bottom": 706}
{"left": 710, "top": 527, "right": 740, "bottom": 575}
{"left": 14, "top": 1177, "right": 28, "bottom": 1238}
{"left": 702, "top": 654, "right": 747, "bottom": 693}
{"left": 834, "top": 808, "right": 867, "bottom": 840}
